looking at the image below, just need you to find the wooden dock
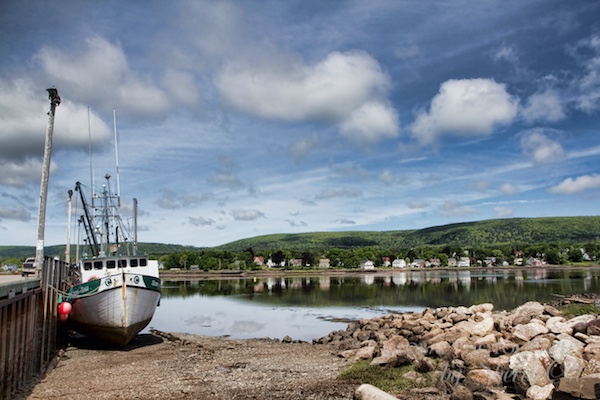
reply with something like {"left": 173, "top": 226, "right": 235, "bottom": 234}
{"left": 0, "top": 258, "right": 68, "bottom": 400}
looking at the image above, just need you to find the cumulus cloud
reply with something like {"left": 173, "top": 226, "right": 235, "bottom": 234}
{"left": 230, "top": 209, "right": 265, "bottom": 221}
{"left": 339, "top": 101, "right": 399, "bottom": 143}
{"left": 550, "top": 174, "right": 600, "bottom": 194}
{"left": 0, "top": 80, "right": 111, "bottom": 162}
{"left": 216, "top": 50, "right": 399, "bottom": 144}
{"left": 520, "top": 131, "right": 564, "bottom": 164}
{"left": 35, "top": 36, "right": 187, "bottom": 117}
{"left": 568, "top": 34, "right": 600, "bottom": 113}
{"left": 410, "top": 78, "right": 519, "bottom": 145}
{"left": 521, "top": 90, "right": 566, "bottom": 124}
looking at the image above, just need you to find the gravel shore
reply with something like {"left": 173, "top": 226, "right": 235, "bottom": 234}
{"left": 24, "top": 331, "right": 359, "bottom": 400}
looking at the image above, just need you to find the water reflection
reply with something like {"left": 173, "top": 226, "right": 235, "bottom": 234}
{"left": 149, "top": 267, "right": 600, "bottom": 342}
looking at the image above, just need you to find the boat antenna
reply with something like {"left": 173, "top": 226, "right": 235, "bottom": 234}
{"left": 87, "top": 106, "right": 94, "bottom": 206}
{"left": 65, "top": 189, "right": 73, "bottom": 263}
{"left": 113, "top": 109, "right": 121, "bottom": 207}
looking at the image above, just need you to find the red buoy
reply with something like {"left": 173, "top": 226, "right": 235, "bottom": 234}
{"left": 58, "top": 301, "right": 72, "bottom": 315}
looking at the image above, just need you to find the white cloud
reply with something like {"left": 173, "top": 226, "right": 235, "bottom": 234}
{"left": 410, "top": 79, "right": 519, "bottom": 145}
{"left": 521, "top": 90, "right": 566, "bottom": 123}
{"left": 550, "top": 174, "right": 600, "bottom": 194}
{"left": 339, "top": 101, "right": 399, "bottom": 143}
{"left": 0, "top": 80, "right": 111, "bottom": 160}
{"left": 35, "top": 36, "right": 171, "bottom": 117}
{"left": 216, "top": 50, "right": 399, "bottom": 144}
{"left": 520, "top": 131, "right": 564, "bottom": 164}
{"left": 568, "top": 34, "right": 600, "bottom": 113}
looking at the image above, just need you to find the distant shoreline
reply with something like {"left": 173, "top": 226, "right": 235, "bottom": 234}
{"left": 158, "top": 263, "right": 600, "bottom": 280}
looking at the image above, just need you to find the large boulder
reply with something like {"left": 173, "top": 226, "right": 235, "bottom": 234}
{"left": 509, "top": 350, "right": 552, "bottom": 394}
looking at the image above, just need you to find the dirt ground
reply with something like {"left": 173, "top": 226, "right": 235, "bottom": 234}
{"left": 24, "top": 330, "right": 360, "bottom": 400}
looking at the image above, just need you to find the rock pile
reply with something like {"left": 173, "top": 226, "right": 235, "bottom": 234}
{"left": 315, "top": 301, "right": 600, "bottom": 399}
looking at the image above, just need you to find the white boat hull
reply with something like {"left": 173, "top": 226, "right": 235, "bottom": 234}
{"left": 68, "top": 272, "right": 161, "bottom": 346}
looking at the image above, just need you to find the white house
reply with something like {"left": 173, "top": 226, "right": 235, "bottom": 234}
{"left": 457, "top": 257, "right": 471, "bottom": 267}
{"left": 360, "top": 260, "right": 375, "bottom": 270}
{"left": 392, "top": 258, "right": 407, "bottom": 268}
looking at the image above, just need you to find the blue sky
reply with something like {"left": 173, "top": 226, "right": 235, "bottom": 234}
{"left": 1, "top": 1, "right": 600, "bottom": 248}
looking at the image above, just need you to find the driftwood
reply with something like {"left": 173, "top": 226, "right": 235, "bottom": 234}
{"left": 552, "top": 293, "right": 597, "bottom": 304}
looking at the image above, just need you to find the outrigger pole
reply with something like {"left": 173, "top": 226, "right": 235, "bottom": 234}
{"left": 35, "top": 88, "right": 61, "bottom": 277}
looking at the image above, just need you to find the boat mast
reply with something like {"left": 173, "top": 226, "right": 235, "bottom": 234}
{"left": 35, "top": 88, "right": 60, "bottom": 277}
{"left": 113, "top": 110, "right": 121, "bottom": 207}
{"left": 76, "top": 181, "right": 99, "bottom": 257}
{"left": 65, "top": 189, "right": 73, "bottom": 263}
{"left": 133, "top": 198, "right": 138, "bottom": 256}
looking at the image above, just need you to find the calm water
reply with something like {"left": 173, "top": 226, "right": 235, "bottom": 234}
{"left": 145, "top": 267, "right": 600, "bottom": 342}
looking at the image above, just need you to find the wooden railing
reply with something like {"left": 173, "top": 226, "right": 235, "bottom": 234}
{"left": 0, "top": 257, "right": 68, "bottom": 400}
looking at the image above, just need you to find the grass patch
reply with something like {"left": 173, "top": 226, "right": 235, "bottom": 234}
{"left": 560, "top": 303, "right": 600, "bottom": 318}
{"left": 338, "top": 361, "right": 433, "bottom": 393}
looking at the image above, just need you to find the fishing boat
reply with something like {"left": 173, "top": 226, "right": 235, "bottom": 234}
{"left": 65, "top": 176, "right": 161, "bottom": 347}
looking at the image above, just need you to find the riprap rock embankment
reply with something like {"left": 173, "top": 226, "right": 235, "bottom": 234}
{"left": 316, "top": 301, "right": 600, "bottom": 399}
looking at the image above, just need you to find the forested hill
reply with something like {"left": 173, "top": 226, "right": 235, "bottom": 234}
{"left": 2, "top": 216, "right": 599, "bottom": 259}
{"left": 216, "top": 216, "right": 600, "bottom": 252}
{"left": 0, "top": 242, "right": 202, "bottom": 260}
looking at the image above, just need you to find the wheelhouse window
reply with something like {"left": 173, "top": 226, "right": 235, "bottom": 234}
{"left": 118, "top": 259, "right": 127, "bottom": 269}
{"left": 84, "top": 261, "right": 93, "bottom": 271}
{"left": 107, "top": 260, "right": 116, "bottom": 269}
{"left": 130, "top": 259, "right": 138, "bottom": 267}
{"left": 94, "top": 261, "right": 103, "bottom": 270}
{"left": 140, "top": 258, "right": 147, "bottom": 267}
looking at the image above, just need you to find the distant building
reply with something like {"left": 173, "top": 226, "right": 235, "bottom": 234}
{"left": 382, "top": 257, "right": 391, "bottom": 267}
{"left": 392, "top": 258, "right": 407, "bottom": 268}
{"left": 457, "top": 257, "right": 470, "bottom": 267}
{"left": 289, "top": 259, "right": 303, "bottom": 267}
{"left": 253, "top": 256, "right": 264, "bottom": 266}
{"left": 318, "top": 258, "right": 331, "bottom": 268}
{"left": 360, "top": 260, "right": 375, "bottom": 270}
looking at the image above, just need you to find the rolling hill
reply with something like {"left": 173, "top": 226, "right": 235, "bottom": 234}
{"left": 1, "top": 216, "right": 599, "bottom": 259}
